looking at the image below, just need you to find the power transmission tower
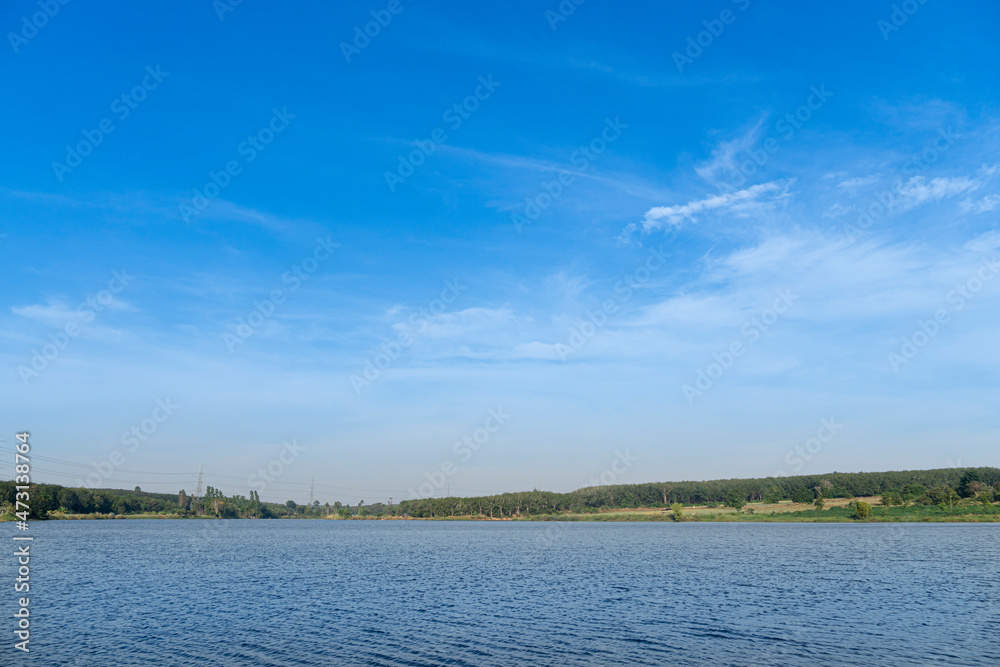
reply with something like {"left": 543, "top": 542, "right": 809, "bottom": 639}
{"left": 308, "top": 478, "right": 315, "bottom": 506}
{"left": 194, "top": 465, "right": 203, "bottom": 500}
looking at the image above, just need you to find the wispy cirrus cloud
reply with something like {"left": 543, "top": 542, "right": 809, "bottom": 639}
{"left": 694, "top": 117, "right": 768, "bottom": 188}
{"left": 12, "top": 297, "right": 136, "bottom": 327}
{"left": 896, "top": 164, "right": 997, "bottom": 209}
{"left": 391, "top": 307, "right": 525, "bottom": 341}
{"left": 837, "top": 174, "right": 881, "bottom": 189}
{"left": 638, "top": 180, "right": 793, "bottom": 232}
{"left": 960, "top": 193, "right": 1000, "bottom": 214}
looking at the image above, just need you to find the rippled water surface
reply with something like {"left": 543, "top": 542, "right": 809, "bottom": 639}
{"left": 5, "top": 521, "right": 999, "bottom": 665}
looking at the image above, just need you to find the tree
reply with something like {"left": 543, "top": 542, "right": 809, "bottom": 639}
{"left": 923, "top": 486, "right": 959, "bottom": 507}
{"left": 854, "top": 501, "right": 873, "bottom": 521}
{"left": 763, "top": 486, "right": 782, "bottom": 504}
{"left": 670, "top": 503, "right": 684, "bottom": 521}
{"left": 791, "top": 488, "right": 814, "bottom": 504}
{"left": 57, "top": 488, "right": 82, "bottom": 513}
{"left": 285, "top": 500, "right": 297, "bottom": 510}
{"left": 957, "top": 470, "right": 982, "bottom": 498}
{"left": 724, "top": 493, "right": 745, "bottom": 510}
{"left": 814, "top": 498, "right": 825, "bottom": 510}
{"left": 881, "top": 491, "right": 903, "bottom": 506}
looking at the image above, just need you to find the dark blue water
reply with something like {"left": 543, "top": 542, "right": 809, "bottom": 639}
{"left": 3, "top": 520, "right": 998, "bottom": 666}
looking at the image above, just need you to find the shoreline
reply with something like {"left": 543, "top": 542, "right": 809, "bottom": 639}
{"left": 13, "top": 503, "right": 998, "bottom": 523}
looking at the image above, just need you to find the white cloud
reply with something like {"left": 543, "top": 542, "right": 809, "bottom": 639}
{"left": 960, "top": 193, "right": 1000, "bottom": 214}
{"left": 837, "top": 174, "right": 881, "bottom": 189}
{"left": 391, "top": 307, "right": 523, "bottom": 340}
{"left": 896, "top": 164, "right": 997, "bottom": 209}
{"left": 964, "top": 229, "right": 1000, "bottom": 252}
{"left": 640, "top": 180, "right": 792, "bottom": 231}
{"left": 898, "top": 175, "right": 981, "bottom": 206}
{"left": 694, "top": 117, "right": 768, "bottom": 187}
{"left": 12, "top": 297, "right": 135, "bottom": 326}
{"left": 822, "top": 203, "right": 852, "bottom": 219}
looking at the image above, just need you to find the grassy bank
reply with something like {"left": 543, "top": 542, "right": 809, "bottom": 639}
{"left": 364, "top": 496, "right": 1000, "bottom": 522}
{"left": 512, "top": 496, "right": 1000, "bottom": 522}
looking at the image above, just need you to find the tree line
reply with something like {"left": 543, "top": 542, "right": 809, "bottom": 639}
{"left": 0, "top": 482, "right": 333, "bottom": 520}
{"left": 3, "top": 466, "right": 997, "bottom": 520}
{"left": 394, "top": 467, "right": 1000, "bottom": 518}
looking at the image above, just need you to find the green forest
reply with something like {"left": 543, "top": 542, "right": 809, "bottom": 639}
{"left": 2, "top": 466, "right": 997, "bottom": 521}
{"left": 395, "top": 466, "right": 1000, "bottom": 518}
{"left": 0, "top": 483, "right": 336, "bottom": 520}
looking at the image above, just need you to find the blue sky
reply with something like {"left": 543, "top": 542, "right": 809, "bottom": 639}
{"left": 2, "top": 0, "right": 999, "bottom": 503}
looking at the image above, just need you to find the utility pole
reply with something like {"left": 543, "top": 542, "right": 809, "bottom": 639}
{"left": 308, "top": 478, "right": 316, "bottom": 506}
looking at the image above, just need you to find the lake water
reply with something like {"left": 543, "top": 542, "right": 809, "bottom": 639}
{"left": 4, "top": 521, "right": 998, "bottom": 666}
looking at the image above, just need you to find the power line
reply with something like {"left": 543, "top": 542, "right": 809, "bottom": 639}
{"left": 0, "top": 445, "right": 437, "bottom": 493}
{"left": 0, "top": 446, "right": 199, "bottom": 476}
{"left": 0, "top": 446, "right": 489, "bottom": 497}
